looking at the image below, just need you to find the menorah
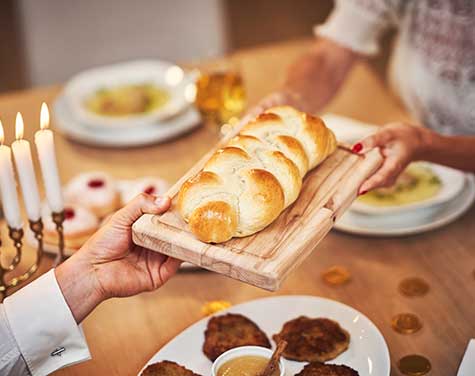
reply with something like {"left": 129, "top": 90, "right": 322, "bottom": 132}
{"left": 0, "top": 103, "right": 65, "bottom": 302}
{"left": 0, "top": 211, "right": 65, "bottom": 302}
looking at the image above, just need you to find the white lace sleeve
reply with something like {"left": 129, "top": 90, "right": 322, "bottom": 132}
{"left": 315, "top": 0, "right": 402, "bottom": 55}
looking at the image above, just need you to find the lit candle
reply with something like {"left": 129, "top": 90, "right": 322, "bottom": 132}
{"left": 0, "top": 120, "right": 22, "bottom": 229}
{"left": 35, "top": 103, "right": 63, "bottom": 213}
{"left": 12, "top": 112, "right": 41, "bottom": 221}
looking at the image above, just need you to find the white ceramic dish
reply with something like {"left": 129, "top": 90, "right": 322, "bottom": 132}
{"left": 350, "top": 163, "right": 466, "bottom": 215}
{"left": 335, "top": 175, "right": 475, "bottom": 237}
{"left": 321, "top": 114, "right": 378, "bottom": 144}
{"left": 64, "top": 60, "right": 195, "bottom": 128}
{"left": 53, "top": 94, "right": 201, "bottom": 147}
{"left": 321, "top": 114, "right": 473, "bottom": 231}
{"left": 211, "top": 346, "right": 285, "bottom": 376}
{"left": 139, "top": 295, "right": 390, "bottom": 376}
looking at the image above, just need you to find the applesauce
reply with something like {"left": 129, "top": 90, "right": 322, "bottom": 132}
{"left": 217, "top": 355, "right": 279, "bottom": 376}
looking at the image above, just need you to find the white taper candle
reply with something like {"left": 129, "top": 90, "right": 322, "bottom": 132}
{"left": 35, "top": 103, "right": 63, "bottom": 212}
{"left": 0, "top": 121, "right": 22, "bottom": 228}
{"left": 11, "top": 112, "right": 41, "bottom": 221}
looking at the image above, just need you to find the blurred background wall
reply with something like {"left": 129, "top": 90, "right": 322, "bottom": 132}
{"left": 0, "top": 0, "right": 229, "bottom": 90}
{"left": 0, "top": 0, "right": 392, "bottom": 93}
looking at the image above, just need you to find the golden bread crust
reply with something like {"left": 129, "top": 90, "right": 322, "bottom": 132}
{"left": 235, "top": 168, "right": 285, "bottom": 236}
{"left": 177, "top": 171, "right": 223, "bottom": 220}
{"left": 189, "top": 201, "right": 237, "bottom": 243}
{"left": 178, "top": 106, "right": 337, "bottom": 243}
{"left": 274, "top": 134, "right": 309, "bottom": 177}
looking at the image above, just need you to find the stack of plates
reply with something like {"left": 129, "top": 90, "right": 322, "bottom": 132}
{"left": 53, "top": 60, "right": 201, "bottom": 147}
{"left": 323, "top": 114, "right": 475, "bottom": 237}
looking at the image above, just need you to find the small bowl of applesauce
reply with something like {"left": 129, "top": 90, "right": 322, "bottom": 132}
{"left": 211, "top": 346, "right": 285, "bottom": 376}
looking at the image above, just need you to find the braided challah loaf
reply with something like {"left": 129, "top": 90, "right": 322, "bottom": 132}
{"left": 178, "top": 106, "right": 337, "bottom": 243}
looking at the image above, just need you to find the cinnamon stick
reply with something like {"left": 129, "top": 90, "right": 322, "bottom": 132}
{"left": 259, "top": 340, "right": 287, "bottom": 376}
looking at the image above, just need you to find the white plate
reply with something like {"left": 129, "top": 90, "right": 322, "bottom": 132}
{"left": 335, "top": 175, "right": 475, "bottom": 237}
{"left": 321, "top": 114, "right": 378, "bottom": 144}
{"left": 53, "top": 94, "right": 201, "bottom": 147}
{"left": 64, "top": 60, "right": 195, "bottom": 128}
{"left": 140, "top": 295, "right": 390, "bottom": 376}
{"left": 350, "top": 163, "right": 466, "bottom": 215}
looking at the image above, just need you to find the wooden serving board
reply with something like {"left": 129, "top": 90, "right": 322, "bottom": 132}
{"left": 132, "top": 127, "right": 383, "bottom": 291}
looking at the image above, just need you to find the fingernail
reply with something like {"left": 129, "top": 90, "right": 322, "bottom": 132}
{"left": 154, "top": 196, "right": 167, "bottom": 207}
{"left": 359, "top": 190, "right": 368, "bottom": 196}
{"left": 352, "top": 143, "right": 363, "bottom": 153}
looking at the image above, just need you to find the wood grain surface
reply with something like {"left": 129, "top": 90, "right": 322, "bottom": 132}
{"left": 0, "top": 39, "right": 473, "bottom": 376}
{"left": 132, "top": 147, "right": 382, "bottom": 290}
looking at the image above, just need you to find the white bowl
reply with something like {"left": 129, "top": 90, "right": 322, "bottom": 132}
{"left": 63, "top": 60, "right": 196, "bottom": 129}
{"left": 211, "top": 346, "right": 285, "bottom": 376}
{"left": 53, "top": 94, "right": 201, "bottom": 147}
{"left": 350, "top": 162, "right": 467, "bottom": 215}
{"left": 321, "top": 113, "right": 377, "bottom": 144}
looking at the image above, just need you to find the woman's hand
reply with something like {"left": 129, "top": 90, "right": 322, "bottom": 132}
{"left": 55, "top": 194, "right": 182, "bottom": 323}
{"left": 353, "top": 123, "right": 432, "bottom": 194}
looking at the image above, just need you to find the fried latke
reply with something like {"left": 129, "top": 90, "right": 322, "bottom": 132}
{"left": 296, "top": 362, "right": 359, "bottom": 376}
{"left": 203, "top": 313, "right": 271, "bottom": 361}
{"left": 272, "top": 316, "right": 350, "bottom": 362}
{"left": 141, "top": 360, "right": 201, "bottom": 376}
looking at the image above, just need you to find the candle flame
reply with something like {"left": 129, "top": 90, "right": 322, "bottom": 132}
{"left": 15, "top": 112, "right": 24, "bottom": 140}
{"left": 0, "top": 120, "right": 3, "bottom": 146}
{"left": 40, "top": 102, "right": 49, "bottom": 130}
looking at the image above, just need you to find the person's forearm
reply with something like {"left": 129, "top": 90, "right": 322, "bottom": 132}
{"left": 282, "top": 38, "right": 359, "bottom": 113}
{"left": 55, "top": 256, "right": 105, "bottom": 324}
{"left": 420, "top": 130, "right": 475, "bottom": 172}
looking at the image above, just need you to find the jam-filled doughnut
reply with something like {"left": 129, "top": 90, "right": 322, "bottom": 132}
{"left": 120, "top": 177, "right": 169, "bottom": 205}
{"left": 43, "top": 204, "right": 99, "bottom": 250}
{"left": 64, "top": 172, "right": 120, "bottom": 217}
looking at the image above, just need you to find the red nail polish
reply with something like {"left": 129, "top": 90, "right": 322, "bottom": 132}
{"left": 352, "top": 143, "right": 363, "bottom": 153}
{"left": 359, "top": 190, "right": 368, "bottom": 196}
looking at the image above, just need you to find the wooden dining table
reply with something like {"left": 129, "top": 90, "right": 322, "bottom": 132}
{"left": 0, "top": 38, "right": 474, "bottom": 376}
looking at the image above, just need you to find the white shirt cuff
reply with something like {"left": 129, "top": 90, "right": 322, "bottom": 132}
{"left": 315, "top": 0, "right": 389, "bottom": 55}
{"left": 4, "top": 269, "right": 91, "bottom": 376}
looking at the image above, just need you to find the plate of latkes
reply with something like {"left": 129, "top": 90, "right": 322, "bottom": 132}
{"left": 139, "top": 295, "right": 390, "bottom": 376}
